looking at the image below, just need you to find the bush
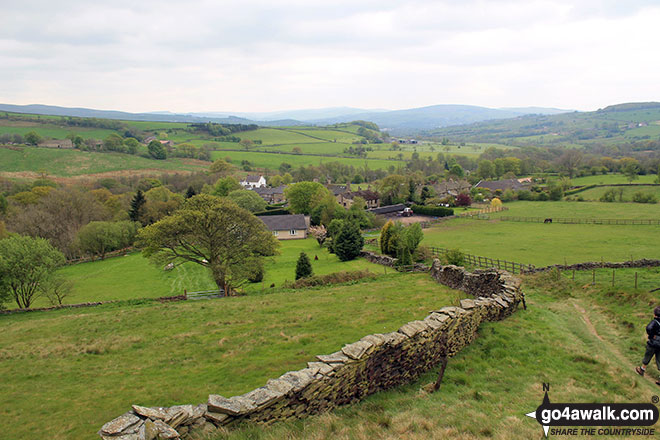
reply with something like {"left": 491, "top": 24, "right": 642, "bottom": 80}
{"left": 443, "top": 248, "right": 465, "bottom": 266}
{"left": 599, "top": 188, "right": 617, "bottom": 203}
{"left": 295, "top": 252, "right": 313, "bottom": 280}
{"left": 632, "top": 191, "right": 658, "bottom": 204}
{"left": 413, "top": 245, "right": 433, "bottom": 262}
{"left": 283, "top": 270, "right": 376, "bottom": 289}
{"left": 410, "top": 204, "right": 454, "bottom": 217}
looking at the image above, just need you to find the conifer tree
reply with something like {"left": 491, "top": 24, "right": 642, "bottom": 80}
{"left": 334, "top": 221, "right": 364, "bottom": 261}
{"left": 129, "top": 189, "right": 146, "bottom": 223}
{"left": 295, "top": 252, "right": 313, "bottom": 280}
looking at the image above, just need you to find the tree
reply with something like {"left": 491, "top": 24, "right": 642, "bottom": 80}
{"left": 455, "top": 193, "right": 472, "bottom": 207}
{"left": 123, "top": 137, "right": 140, "bottom": 154}
{"left": 137, "top": 195, "right": 279, "bottom": 294}
{"left": 41, "top": 276, "right": 74, "bottom": 306}
{"left": 0, "top": 235, "right": 65, "bottom": 308}
{"left": 621, "top": 158, "right": 640, "bottom": 183}
{"left": 558, "top": 149, "right": 583, "bottom": 178}
{"left": 77, "top": 221, "right": 138, "bottom": 260}
{"left": 380, "top": 220, "right": 395, "bottom": 255}
{"left": 239, "top": 139, "right": 254, "bottom": 150}
{"left": 212, "top": 176, "right": 242, "bottom": 197}
{"left": 227, "top": 189, "right": 267, "bottom": 213}
{"left": 143, "top": 186, "right": 184, "bottom": 224}
{"left": 491, "top": 198, "right": 502, "bottom": 208}
{"left": 295, "top": 252, "right": 313, "bottom": 280}
{"left": 309, "top": 225, "right": 327, "bottom": 247}
{"left": 129, "top": 190, "right": 146, "bottom": 223}
{"left": 209, "top": 159, "right": 235, "bottom": 176}
{"left": 104, "top": 133, "right": 125, "bottom": 152}
{"left": 378, "top": 174, "right": 408, "bottom": 205}
{"left": 24, "top": 131, "right": 42, "bottom": 146}
{"left": 448, "top": 164, "right": 464, "bottom": 178}
{"left": 185, "top": 186, "right": 197, "bottom": 199}
{"left": 292, "top": 146, "right": 302, "bottom": 154}
{"left": 148, "top": 140, "right": 167, "bottom": 159}
{"left": 477, "top": 160, "right": 495, "bottom": 179}
{"left": 0, "top": 193, "right": 8, "bottom": 215}
{"left": 284, "top": 182, "right": 331, "bottom": 215}
{"left": 333, "top": 220, "right": 364, "bottom": 261}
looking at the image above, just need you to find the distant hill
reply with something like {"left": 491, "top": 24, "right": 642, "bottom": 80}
{"left": 0, "top": 103, "right": 303, "bottom": 127}
{"left": 309, "top": 104, "right": 571, "bottom": 133}
{"left": 429, "top": 102, "right": 660, "bottom": 148}
{"left": 0, "top": 103, "right": 571, "bottom": 134}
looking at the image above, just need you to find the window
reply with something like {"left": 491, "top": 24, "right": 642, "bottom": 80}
{"left": 273, "top": 231, "right": 278, "bottom": 236}
{"left": 290, "top": 229, "right": 296, "bottom": 235}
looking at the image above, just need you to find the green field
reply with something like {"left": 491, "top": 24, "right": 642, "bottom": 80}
{"left": 0, "top": 120, "right": 117, "bottom": 140}
{"left": 38, "top": 238, "right": 382, "bottom": 309}
{"left": 574, "top": 185, "right": 660, "bottom": 202}
{"left": 0, "top": 273, "right": 463, "bottom": 440}
{"left": 212, "top": 150, "right": 404, "bottom": 171}
{"left": 571, "top": 173, "right": 658, "bottom": 186}
{"left": 421, "top": 201, "right": 660, "bottom": 266}
{"left": 216, "top": 271, "right": 660, "bottom": 439}
{"left": 0, "top": 146, "right": 207, "bottom": 177}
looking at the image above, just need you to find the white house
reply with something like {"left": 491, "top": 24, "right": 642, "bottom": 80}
{"left": 240, "top": 175, "right": 267, "bottom": 189}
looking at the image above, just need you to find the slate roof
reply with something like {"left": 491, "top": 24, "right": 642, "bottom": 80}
{"left": 343, "top": 189, "right": 380, "bottom": 201}
{"left": 475, "top": 179, "right": 527, "bottom": 192}
{"left": 259, "top": 214, "right": 307, "bottom": 231}
{"left": 368, "top": 204, "right": 406, "bottom": 215}
{"left": 253, "top": 185, "right": 286, "bottom": 195}
{"left": 244, "top": 175, "right": 264, "bottom": 183}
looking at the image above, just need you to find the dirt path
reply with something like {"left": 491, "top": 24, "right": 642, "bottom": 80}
{"left": 571, "top": 300, "right": 659, "bottom": 390}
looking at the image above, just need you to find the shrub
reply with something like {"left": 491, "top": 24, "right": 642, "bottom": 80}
{"left": 443, "top": 248, "right": 465, "bottom": 266}
{"left": 295, "top": 252, "right": 313, "bottom": 280}
{"left": 410, "top": 204, "right": 454, "bottom": 217}
{"left": 455, "top": 192, "right": 472, "bottom": 206}
{"left": 413, "top": 245, "right": 433, "bottom": 262}
{"left": 283, "top": 270, "right": 376, "bottom": 289}
{"left": 599, "top": 188, "right": 617, "bottom": 203}
{"left": 490, "top": 198, "right": 502, "bottom": 208}
{"left": 632, "top": 192, "right": 658, "bottom": 204}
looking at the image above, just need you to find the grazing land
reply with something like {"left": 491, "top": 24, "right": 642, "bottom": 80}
{"left": 571, "top": 185, "right": 660, "bottom": 202}
{"left": 571, "top": 173, "right": 658, "bottom": 186}
{"left": 213, "top": 272, "right": 660, "bottom": 439}
{"left": 0, "top": 274, "right": 463, "bottom": 440}
{"left": 422, "top": 201, "right": 660, "bottom": 266}
{"left": 41, "top": 238, "right": 382, "bottom": 309}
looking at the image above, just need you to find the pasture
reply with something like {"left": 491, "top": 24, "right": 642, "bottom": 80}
{"left": 422, "top": 201, "right": 660, "bottom": 266}
{"left": 215, "top": 272, "right": 660, "bottom": 439}
{"left": 41, "top": 238, "right": 383, "bottom": 309}
{"left": 0, "top": 273, "right": 463, "bottom": 440}
{"left": 571, "top": 173, "right": 658, "bottom": 186}
{"left": 0, "top": 146, "right": 207, "bottom": 178}
{"left": 571, "top": 185, "right": 660, "bottom": 202}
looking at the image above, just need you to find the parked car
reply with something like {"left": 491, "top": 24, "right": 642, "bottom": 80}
{"left": 401, "top": 207, "right": 413, "bottom": 217}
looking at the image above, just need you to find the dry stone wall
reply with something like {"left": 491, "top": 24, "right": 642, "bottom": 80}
{"left": 99, "top": 260, "right": 524, "bottom": 440}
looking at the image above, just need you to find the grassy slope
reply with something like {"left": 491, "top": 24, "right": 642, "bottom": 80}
{"left": 421, "top": 202, "right": 660, "bottom": 266}
{"left": 0, "top": 274, "right": 464, "bottom": 440}
{"left": 574, "top": 186, "right": 660, "bottom": 202}
{"left": 0, "top": 147, "right": 207, "bottom": 177}
{"left": 212, "top": 150, "right": 403, "bottom": 171}
{"left": 42, "top": 238, "right": 381, "bottom": 309}
{"left": 215, "top": 272, "right": 660, "bottom": 440}
{"left": 571, "top": 174, "right": 658, "bottom": 185}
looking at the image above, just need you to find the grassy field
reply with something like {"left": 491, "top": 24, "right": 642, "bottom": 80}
{"left": 0, "top": 146, "right": 208, "bottom": 177}
{"left": 571, "top": 174, "right": 658, "bottom": 186}
{"left": 572, "top": 185, "right": 660, "bottom": 202}
{"left": 213, "top": 271, "right": 660, "bottom": 439}
{"left": 212, "top": 150, "right": 404, "bottom": 171}
{"left": 0, "top": 119, "right": 117, "bottom": 140}
{"left": 12, "top": 239, "right": 383, "bottom": 309}
{"left": 0, "top": 273, "right": 463, "bottom": 440}
{"left": 421, "top": 202, "right": 660, "bottom": 266}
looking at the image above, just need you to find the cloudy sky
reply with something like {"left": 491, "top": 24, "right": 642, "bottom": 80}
{"left": 1, "top": 0, "right": 659, "bottom": 113}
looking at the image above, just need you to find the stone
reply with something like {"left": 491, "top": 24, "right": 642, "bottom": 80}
{"left": 460, "top": 299, "right": 476, "bottom": 309}
{"left": 381, "top": 331, "right": 407, "bottom": 346}
{"left": 100, "top": 434, "right": 141, "bottom": 440}
{"left": 280, "top": 369, "right": 315, "bottom": 392}
{"left": 398, "top": 320, "right": 429, "bottom": 338}
{"left": 360, "top": 333, "right": 388, "bottom": 347}
{"left": 207, "top": 395, "right": 256, "bottom": 416}
{"left": 132, "top": 405, "right": 170, "bottom": 421}
{"left": 316, "top": 351, "right": 350, "bottom": 364}
{"left": 243, "top": 386, "right": 282, "bottom": 408}
{"left": 192, "top": 404, "right": 207, "bottom": 420}
{"left": 166, "top": 405, "right": 193, "bottom": 428}
{"left": 152, "top": 419, "right": 179, "bottom": 439}
{"left": 306, "top": 361, "right": 334, "bottom": 376}
{"left": 341, "top": 340, "right": 373, "bottom": 360}
{"left": 204, "top": 410, "right": 230, "bottom": 426}
{"left": 265, "top": 378, "right": 294, "bottom": 395}
{"left": 144, "top": 420, "right": 158, "bottom": 440}
{"left": 100, "top": 412, "right": 142, "bottom": 436}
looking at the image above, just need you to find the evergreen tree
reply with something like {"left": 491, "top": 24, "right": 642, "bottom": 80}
{"left": 334, "top": 221, "right": 364, "bottom": 261}
{"left": 129, "top": 190, "right": 146, "bottom": 223}
{"left": 185, "top": 186, "right": 197, "bottom": 199}
{"left": 295, "top": 252, "right": 313, "bottom": 280}
{"left": 379, "top": 220, "right": 393, "bottom": 254}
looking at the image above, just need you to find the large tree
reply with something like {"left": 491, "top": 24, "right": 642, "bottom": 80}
{"left": 284, "top": 181, "right": 331, "bottom": 215}
{"left": 137, "top": 195, "right": 279, "bottom": 294}
{"left": 0, "top": 235, "right": 65, "bottom": 309}
{"left": 227, "top": 189, "right": 267, "bottom": 213}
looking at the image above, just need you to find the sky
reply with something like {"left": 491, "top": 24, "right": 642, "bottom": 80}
{"left": 1, "top": 0, "right": 660, "bottom": 114}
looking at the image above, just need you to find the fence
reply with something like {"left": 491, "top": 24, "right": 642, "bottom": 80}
{"left": 559, "top": 268, "right": 658, "bottom": 292}
{"left": 66, "top": 247, "right": 133, "bottom": 265}
{"left": 498, "top": 216, "right": 660, "bottom": 225}
{"left": 184, "top": 289, "right": 224, "bottom": 300}
{"left": 458, "top": 206, "right": 508, "bottom": 218}
{"left": 428, "top": 246, "right": 534, "bottom": 274}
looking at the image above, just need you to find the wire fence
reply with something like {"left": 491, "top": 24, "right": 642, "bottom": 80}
{"left": 428, "top": 246, "right": 535, "bottom": 274}
{"left": 498, "top": 216, "right": 660, "bottom": 225}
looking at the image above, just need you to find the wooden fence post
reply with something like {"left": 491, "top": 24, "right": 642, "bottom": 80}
{"left": 635, "top": 272, "right": 638, "bottom": 289}
{"left": 612, "top": 269, "right": 615, "bottom": 287}
{"left": 592, "top": 269, "right": 595, "bottom": 285}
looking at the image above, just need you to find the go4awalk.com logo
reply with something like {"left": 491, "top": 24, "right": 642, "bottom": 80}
{"left": 525, "top": 384, "right": 659, "bottom": 437}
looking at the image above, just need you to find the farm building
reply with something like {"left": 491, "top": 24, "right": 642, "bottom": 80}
{"left": 338, "top": 189, "right": 380, "bottom": 209}
{"left": 431, "top": 179, "right": 471, "bottom": 198}
{"left": 252, "top": 185, "right": 287, "bottom": 204}
{"left": 368, "top": 203, "right": 407, "bottom": 216}
{"left": 474, "top": 179, "right": 528, "bottom": 193}
{"left": 241, "top": 175, "right": 267, "bottom": 189}
{"left": 259, "top": 214, "right": 309, "bottom": 240}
